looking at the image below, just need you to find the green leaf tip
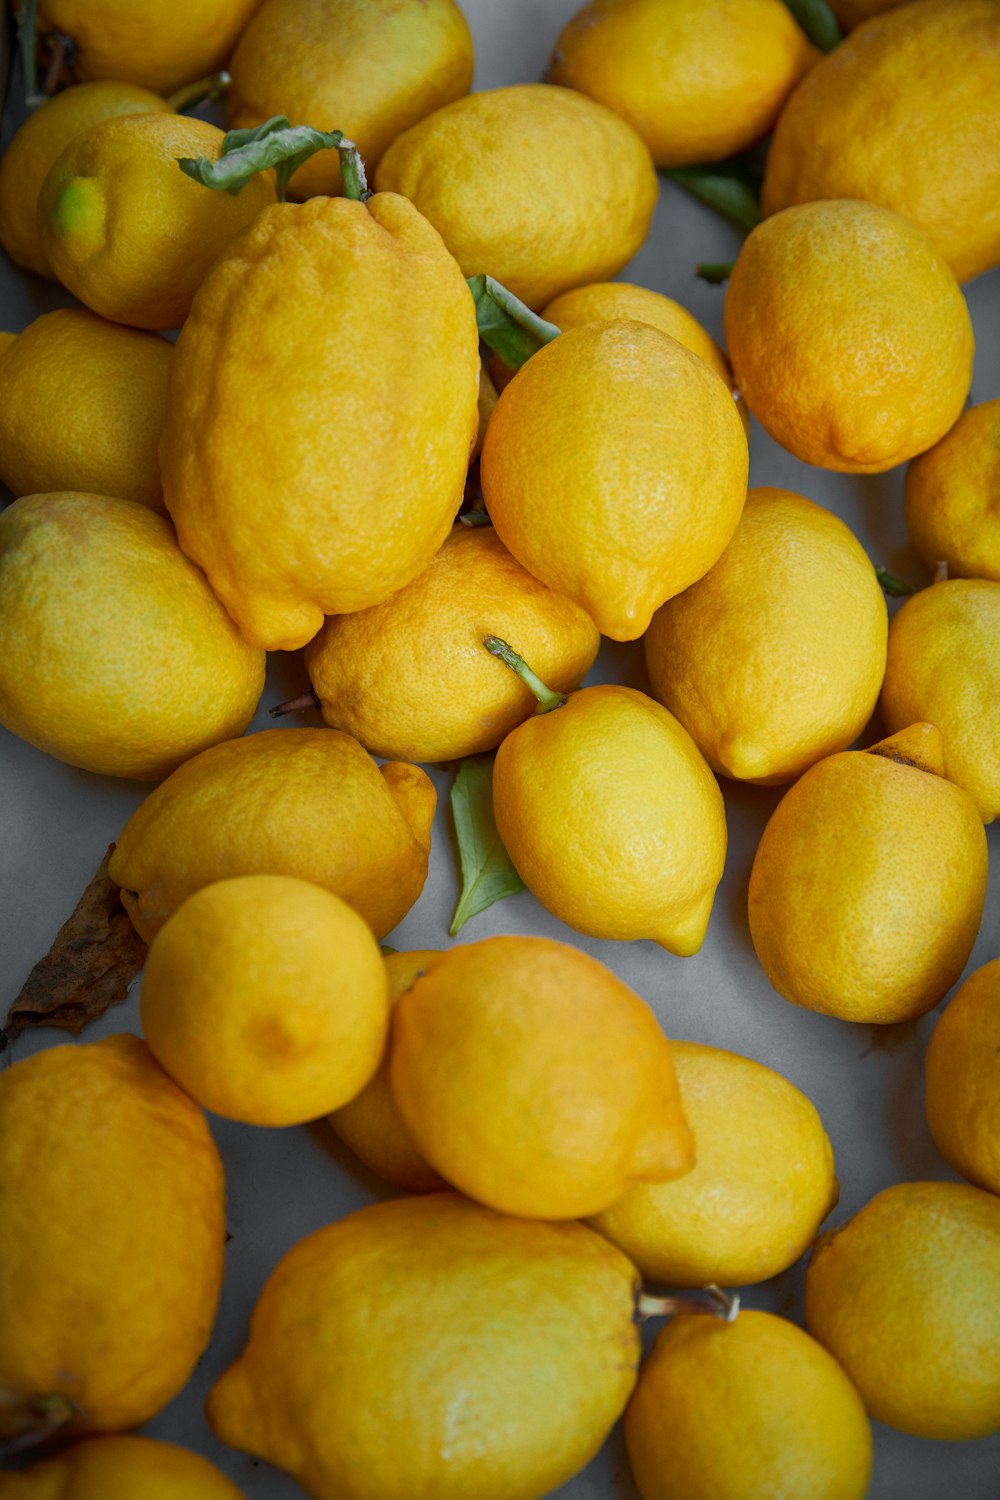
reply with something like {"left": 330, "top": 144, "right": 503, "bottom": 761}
{"left": 781, "top": 0, "right": 842, "bottom": 52}
{"left": 665, "top": 158, "right": 762, "bottom": 235}
{"left": 874, "top": 566, "right": 913, "bottom": 598}
{"left": 695, "top": 261, "right": 735, "bottom": 286}
{"left": 177, "top": 115, "right": 370, "bottom": 202}
{"left": 449, "top": 755, "right": 525, "bottom": 936}
{"left": 468, "top": 274, "right": 560, "bottom": 372}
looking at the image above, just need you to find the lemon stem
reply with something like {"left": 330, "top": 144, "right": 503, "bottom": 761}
{"left": 0, "top": 1393, "right": 76, "bottom": 1456}
{"left": 636, "top": 1285, "right": 740, "bottom": 1325}
{"left": 338, "top": 140, "right": 370, "bottom": 202}
{"left": 483, "top": 636, "right": 565, "bottom": 714}
{"left": 168, "top": 70, "right": 231, "bottom": 114}
{"left": 268, "top": 691, "right": 320, "bottom": 719}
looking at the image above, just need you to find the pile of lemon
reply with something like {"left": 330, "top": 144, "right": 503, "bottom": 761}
{"left": 1, "top": 2, "right": 999, "bottom": 1498}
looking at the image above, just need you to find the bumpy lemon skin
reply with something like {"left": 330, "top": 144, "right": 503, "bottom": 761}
{"left": 0, "top": 1434, "right": 248, "bottom": 1499}
{"left": 161, "top": 192, "right": 480, "bottom": 651}
{"left": 207, "top": 1193, "right": 643, "bottom": 1500}
{"left": 925, "top": 958, "right": 1000, "bottom": 1196}
{"left": 0, "top": 1035, "right": 226, "bottom": 1444}
{"left": 904, "top": 398, "right": 1000, "bottom": 582}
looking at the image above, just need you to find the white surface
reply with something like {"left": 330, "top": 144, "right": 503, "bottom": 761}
{"left": 2, "top": 4, "right": 1000, "bottom": 1496}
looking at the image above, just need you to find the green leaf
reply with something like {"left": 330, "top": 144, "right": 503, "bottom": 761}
{"left": 449, "top": 755, "right": 525, "bottom": 936}
{"left": 696, "top": 262, "right": 736, "bottom": 285}
{"left": 467, "top": 275, "right": 560, "bottom": 371}
{"left": 781, "top": 0, "right": 842, "bottom": 51}
{"left": 875, "top": 566, "right": 913, "bottom": 598}
{"left": 177, "top": 115, "right": 362, "bottom": 202}
{"left": 665, "top": 164, "right": 762, "bottom": 234}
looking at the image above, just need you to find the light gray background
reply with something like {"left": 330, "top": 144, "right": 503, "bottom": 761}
{"left": 2, "top": 2, "right": 999, "bottom": 1496}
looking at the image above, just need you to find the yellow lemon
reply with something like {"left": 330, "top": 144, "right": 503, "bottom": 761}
{"left": 35, "top": 0, "right": 262, "bottom": 96}
{"left": 207, "top": 1192, "right": 643, "bottom": 1500}
{"left": 0, "top": 1435, "right": 246, "bottom": 1499}
{"left": 160, "top": 192, "right": 479, "bottom": 651}
{"left": 0, "top": 310, "right": 172, "bottom": 508}
{"left": 327, "top": 949, "right": 447, "bottom": 1193}
{"left": 0, "top": 492, "right": 264, "bottom": 781}
{"left": 375, "top": 82, "right": 658, "bottom": 310}
{"left": 37, "top": 113, "right": 276, "bottom": 330}
{"left": 0, "top": 80, "right": 169, "bottom": 277}
{"left": 748, "top": 723, "right": 988, "bottom": 1023}
{"left": 301, "top": 526, "right": 600, "bottom": 763}
{"left": 492, "top": 684, "right": 727, "bottom": 955}
{"left": 880, "top": 578, "right": 1000, "bottom": 821}
{"left": 481, "top": 320, "right": 748, "bottom": 640}
{"left": 141, "top": 875, "right": 389, "bottom": 1126}
{"left": 0, "top": 1035, "right": 226, "bottom": 1445}
{"left": 643, "top": 486, "right": 888, "bottom": 783}
{"left": 625, "top": 1310, "right": 872, "bottom": 1500}
{"left": 548, "top": 0, "right": 815, "bottom": 167}
{"left": 227, "top": 0, "right": 474, "bottom": 198}
{"left": 761, "top": 0, "right": 1000, "bottom": 283}
{"left": 107, "top": 726, "right": 435, "bottom": 941}
{"left": 590, "top": 1041, "right": 838, "bottom": 1286}
{"left": 805, "top": 1180, "right": 1000, "bottom": 1439}
{"left": 389, "top": 936, "right": 694, "bottom": 1219}
{"left": 925, "top": 958, "right": 1000, "bottom": 1196}
{"left": 724, "top": 199, "right": 974, "bottom": 473}
{"left": 904, "top": 398, "right": 1000, "bottom": 581}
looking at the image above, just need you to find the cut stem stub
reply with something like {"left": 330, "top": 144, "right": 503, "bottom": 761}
{"left": 483, "top": 636, "right": 566, "bottom": 714}
{"left": 636, "top": 1284, "right": 740, "bottom": 1325}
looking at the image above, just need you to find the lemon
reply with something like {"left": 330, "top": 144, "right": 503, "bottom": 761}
{"left": 37, "top": 113, "right": 276, "bottom": 331}
{"left": 302, "top": 526, "right": 600, "bottom": 762}
{"left": 761, "top": 0, "right": 1000, "bottom": 283}
{"left": 327, "top": 949, "right": 447, "bottom": 1193}
{"left": 0, "top": 1035, "right": 226, "bottom": 1445}
{"left": 904, "top": 398, "right": 1000, "bottom": 582}
{"left": 0, "top": 80, "right": 169, "bottom": 278}
{"left": 160, "top": 192, "right": 479, "bottom": 651}
{"left": 35, "top": 0, "right": 262, "bottom": 96}
{"left": 107, "top": 727, "right": 435, "bottom": 941}
{"left": 590, "top": 1041, "right": 838, "bottom": 1287}
{"left": 625, "top": 1310, "right": 872, "bottom": 1500}
{"left": 227, "top": 0, "right": 474, "bottom": 198}
{"left": 481, "top": 320, "right": 748, "bottom": 640}
{"left": 492, "top": 684, "right": 727, "bottom": 955}
{"left": 880, "top": 578, "right": 1000, "bottom": 820}
{"left": 375, "top": 82, "right": 658, "bottom": 310}
{"left": 748, "top": 723, "right": 988, "bottom": 1023}
{"left": 389, "top": 936, "right": 694, "bottom": 1219}
{"left": 0, "top": 311, "right": 172, "bottom": 508}
{"left": 925, "top": 958, "right": 1000, "bottom": 1195}
{"left": 548, "top": 0, "right": 815, "bottom": 168}
{"left": 724, "top": 198, "right": 974, "bottom": 473}
{"left": 805, "top": 1180, "right": 1000, "bottom": 1439}
{"left": 643, "top": 486, "right": 888, "bottom": 783}
{"left": 207, "top": 1192, "right": 643, "bottom": 1500}
{"left": 0, "top": 1435, "right": 247, "bottom": 1499}
{"left": 0, "top": 492, "right": 264, "bottom": 781}
{"left": 141, "top": 875, "right": 389, "bottom": 1126}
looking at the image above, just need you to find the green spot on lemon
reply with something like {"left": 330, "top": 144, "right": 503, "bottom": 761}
{"left": 51, "top": 178, "right": 107, "bottom": 256}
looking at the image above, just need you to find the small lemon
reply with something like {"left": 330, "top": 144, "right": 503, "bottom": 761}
{"left": 0, "top": 310, "right": 172, "bottom": 508}
{"left": 327, "top": 950, "right": 447, "bottom": 1192}
{"left": 625, "top": 1310, "right": 873, "bottom": 1500}
{"left": 108, "top": 727, "right": 436, "bottom": 942}
{"left": 0, "top": 1434, "right": 247, "bottom": 1499}
{"left": 375, "top": 82, "right": 658, "bottom": 310}
{"left": 590, "top": 1041, "right": 838, "bottom": 1286}
{"left": 925, "top": 957, "right": 1000, "bottom": 1195}
{"left": 880, "top": 578, "right": 1000, "bottom": 820}
{"left": 904, "top": 398, "right": 1000, "bottom": 582}
{"left": 389, "top": 936, "right": 694, "bottom": 1219}
{"left": 37, "top": 113, "right": 276, "bottom": 330}
{"left": 227, "top": 0, "right": 474, "bottom": 198}
{"left": 806, "top": 1180, "right": 1000, "bottom": 1439}
{"left": 725, "top": 199, "right": 973, "bottom": 473}
{"left": 141, "top": 875, "right": 389, "bottom": 1126}
{"left": 207, "top": 1192, "right": 643, "bottom": 1500}
{"left": 481, "top": 320, "right": 748, "bottom": 640}
{"left": 644, "top": 486, "right": 888, "bottom": 783}
{"left": 492, "top": 683, "right": 727, "bottom": 955}
{"left": 548, "top": 0, "right": 815, "bottom": 168}
{"left": 0, "top": 80, "right": 170, "bottom": 277}
{"left": 748, "top": 723, "right": 988, "bottom": 1023}
{"left": 301, "top": 526, "right": 600, "bottom": 763}
{"left": 0, "top": 1035, "right": 226, "bottom": 1445}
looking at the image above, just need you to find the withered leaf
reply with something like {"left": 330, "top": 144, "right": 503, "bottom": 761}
{"left": 2, "top": 845, "right": 147, "bottom": 1044}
